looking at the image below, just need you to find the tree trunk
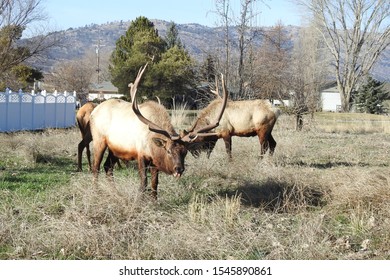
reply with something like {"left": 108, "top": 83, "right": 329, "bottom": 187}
{"left": 296, "top": 112, "right": 304, "bottom": 131}
{"left": 338, "top": 84, "right": 352, "bottom": 112}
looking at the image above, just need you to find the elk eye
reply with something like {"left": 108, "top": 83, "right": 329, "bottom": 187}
{"left": 167, "top": 149, "right": 172, "bottom": 155}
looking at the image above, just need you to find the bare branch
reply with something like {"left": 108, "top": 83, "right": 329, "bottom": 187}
{"left": 295, "top": 0, "right": 390, "bottom": 111}
{"left": 0, "top": 0, "right": 56, "bottom": 75}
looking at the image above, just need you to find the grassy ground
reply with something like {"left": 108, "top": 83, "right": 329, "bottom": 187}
{"left": 0, "top": 112, "right": 389, "bottom": 260}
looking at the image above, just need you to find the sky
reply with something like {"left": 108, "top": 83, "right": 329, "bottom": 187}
{"left": 42, "top": 0, "right": 304, "bottom": 31}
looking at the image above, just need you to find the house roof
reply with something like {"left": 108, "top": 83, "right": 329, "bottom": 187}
{"left": 89, "top": 81, "right": 118, "bottom": 93}
{"left": 321, "top": 81, "right": 390, "bottom": 94}
{"left": 321, "top": 86, "right": 339, "bottom": 93}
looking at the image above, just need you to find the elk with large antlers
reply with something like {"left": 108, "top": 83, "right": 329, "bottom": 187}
{"left": 89, "top": 64, "right": 227, "bottom": 199}
{"left": 183, "top": 87, "right": 281, "bottom": 159}
{"left": 76, "top": 101, "right": 97, "bottom": 171}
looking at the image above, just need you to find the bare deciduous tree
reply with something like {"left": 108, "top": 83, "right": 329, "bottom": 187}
{"left": 0, "top": 0, "right": 58, "bottom": 74}
{"left": 253, "top": 21, "right": 330, "bottom": 130}
{"left": 253, "top": 21, "right": 291, "bottom": 102}
{"left": 46, "top": 58, "right": 95, "bottom": 93}
{"left": 236, "top": 0, "right": 257, "bottom": 97}
{"left": 289, "top": 24, "right": 331, "bottom": 129}
{"left": 213, "top": 0, "right": 261, "bottom": 99}
{"left": 213, "top": 0, "right": 232, "bottom": 82}
{"left": 296, "top": 0, "right": 390, "bottom": 112}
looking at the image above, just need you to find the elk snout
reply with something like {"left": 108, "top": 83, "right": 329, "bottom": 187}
{"left": 173, "top": 166, "right": 184, "bottom": 178}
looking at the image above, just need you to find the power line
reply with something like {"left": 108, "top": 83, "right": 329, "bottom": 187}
{"left": 93, "top": 37, "right": 106, "bottom": 84}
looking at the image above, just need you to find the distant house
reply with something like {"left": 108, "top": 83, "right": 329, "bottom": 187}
{"left": 272, "top": 99, "right": 291, "bottom": 107}
{"left": 320, "top": 84, "right": 342, "bottom": 112}
{"left": 88, "top": 81, "right": 124, "bottom": 101}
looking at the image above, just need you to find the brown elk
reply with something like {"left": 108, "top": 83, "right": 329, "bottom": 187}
{"left": 89, "top": 65, "right": 227, "bottom": 199}
{"left": 184, "top": 95, "right": 281, "bottom": 159}
{"left": 76, "top": 102, "right": 97, "bottom": 171}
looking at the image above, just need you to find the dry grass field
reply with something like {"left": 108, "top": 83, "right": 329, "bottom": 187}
{"left": 0, "top": 112, "right": 389, "bottom": 260}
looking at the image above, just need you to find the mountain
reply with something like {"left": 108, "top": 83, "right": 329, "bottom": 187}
{"left": 30, "top": 19, "right": 389, "bottom": 82}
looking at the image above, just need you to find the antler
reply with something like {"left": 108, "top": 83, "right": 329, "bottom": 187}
{"left": 129, "top": 63, "right": 148, "bottom": 102}
{"left": 210, "top": 77, "right": 222, "bottom": 99}
{"left": 131, "top": 64, "right": 180, "bottom": 140}
{"left": 183, "top": 74, "right": 228, "bottom": 141}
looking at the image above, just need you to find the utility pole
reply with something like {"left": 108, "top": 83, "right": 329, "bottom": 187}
{"left": 94, "top": 38, "right": 105, "bottom": 84}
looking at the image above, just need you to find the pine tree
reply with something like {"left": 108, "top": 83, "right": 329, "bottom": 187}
{"left": 165, "top": 22, "right": 183, "bottom": 49}
{"left": 200, "top": 54, "right": 216, "bottom": 83}
{"left": 109, "top": 17, "right": 166, "bottom": 95}
{"left": 110, "top": 17, "right": 196, "bottom": 105}
{"left": 153, "top": 45, "right": 195, "bottom": 104}
{"left": 354, "top": 76, "right": 389, "bottom": 114}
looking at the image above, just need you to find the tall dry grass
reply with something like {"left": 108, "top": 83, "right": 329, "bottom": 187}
{"left": 0, "top": 112, "right": 390, "bottom": 259}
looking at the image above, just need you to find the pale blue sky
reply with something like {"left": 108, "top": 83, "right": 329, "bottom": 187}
{"left": 42, "top": 0, "right": 303, "bottom": 30}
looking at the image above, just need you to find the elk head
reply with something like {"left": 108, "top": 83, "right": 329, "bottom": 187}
{"left": 181, "top": 75, "right": 228, "bottom": 158}
{"left": 131, "top": 64, "right": 228, "bottom": 177}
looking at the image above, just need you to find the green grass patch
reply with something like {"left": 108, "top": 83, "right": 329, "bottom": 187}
{"left": 0, "top": 158, "right": 74, "bottom": 193}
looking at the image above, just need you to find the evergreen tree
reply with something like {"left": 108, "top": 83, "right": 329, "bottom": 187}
{"left": 200, "top": 54, "right": 216, "bottom": 83}
{"left": 110, "top": 17, "right": 196, "bottom": 104}
{"left": 0, "top": 64, "right": 43, "bottom": 91}
{"left": 154, "top": 45, "right": 195, "bottom": 105}
{"left": 165, "top": 22, "right": 183, "bottom": 49}
{"left": 109, "top": 17, "right": 166, "bottom": 95}
{"left": 354, "top": 76, "right": 389, "bottom": 114}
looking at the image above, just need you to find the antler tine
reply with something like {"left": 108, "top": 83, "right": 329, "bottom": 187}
{"left": 187, "top": 73, "right": 228, "bottom": 139}
{"left": 131, "top": 64, "right": 178, "bottom": 140}
{"left": 210, "top": 76, "right": 222, "bottom": 99}
{"left": 130, "top": 63, "right": 148, "bottom": 102}
{"left": 186, "top": 76, "right": 223, "bottom": 135}
{"left": 215, "top": 76, "right": 219, "bottom": 97}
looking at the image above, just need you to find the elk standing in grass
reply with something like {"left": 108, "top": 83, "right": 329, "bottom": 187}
{"left": 76, "top": 102, "right": 97, "bottom": 171}
{"left": 184, "top": 95, "right": 281, "bottom": 159}
{"left": 89, "top": 65, "right": 227, "bottom": 198}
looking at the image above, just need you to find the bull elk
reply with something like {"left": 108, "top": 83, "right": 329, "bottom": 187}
{"left": 89, "top": 64, "right": 227, "bottom": 199}
{"left": 184, "top": 92, "right": 281, "bottom": 159}
{"left": 76, "top": 102, "right": 97, "bottom": 171}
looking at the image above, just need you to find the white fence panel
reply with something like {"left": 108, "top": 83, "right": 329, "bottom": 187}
{"left": 65, "top": 96, "right": 76, "bottom": 127}
{"left": 33, "top": 95, "right": 45, "bottom": 129}
{"left": 45, "top": 95, "right": 57, "bottom": 128}
{"left": 7, "top": 93, "right": 22, "bottom": 131}
{"left": 0, "top": 93, "right": 6, "bottom": 130}
{"left": 0, "top": 92, "right": 76, "bottom": 132}
{"left": 21, "top": 94, "right": 33, "bottom": 130}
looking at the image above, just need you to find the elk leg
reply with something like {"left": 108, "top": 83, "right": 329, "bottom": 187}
{"left": 84, "top": 129, "right": 93, "bottom": 171}
{"left": 137, "top": 157, "right": 148, "bottom": 193}
{"left": 77, "top": 140, "right": 84, "bottom": 171}
{"left": 268, "top": 134, "right": 277, "bottom": 155}
{"left": 257, "top": 129, "right": 269, "bottom": 157}
{"left": 78, "top": 127, "right": 93, "bottom": 172}
{"left": 86, "top": 144, "right": 92, "bottom": 171}
{"left": 92, "top": 139, "right": 107, "bottom": 179}
{"left": 206, "top": 138, "right": 218, "bottom": 159}
{"left": 223, "top": 136, "right": 232, "bottom": 159}
{"left": 103, "top": 150, "right": 118, "bottom": 177}
{"left": 150, "top": 167, "right": 159, "bottom": 200}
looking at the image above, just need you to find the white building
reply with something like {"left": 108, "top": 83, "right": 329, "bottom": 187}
{"left": 320, "top": 85, "right": 342, "bottom": 112}
{"left": 88, "top": 81, "right": 124, "bottom": 101}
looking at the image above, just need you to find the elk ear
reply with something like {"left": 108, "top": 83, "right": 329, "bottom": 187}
{"left": 152, "top": 137, "right": 167, "bottom": 148}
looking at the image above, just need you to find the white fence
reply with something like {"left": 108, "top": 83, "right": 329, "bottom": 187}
{"left": 0, "top": 91, "right": 76, "bottom": 132}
